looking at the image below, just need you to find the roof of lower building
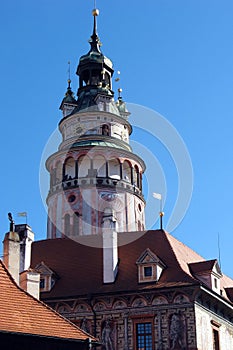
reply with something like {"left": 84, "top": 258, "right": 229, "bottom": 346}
{"left": 30, "top": 230, "right": 233, "bottom": 304}
{"left": 0, "top": 259, "right": 96, "bottom": 342}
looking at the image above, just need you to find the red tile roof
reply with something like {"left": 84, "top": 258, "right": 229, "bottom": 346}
{"left": 189, "top": 260, "right": 218, "bottom": 274}
{"left": 30, "top": 230, "right": 233, "bottom": 303}
{"left": 0, "top": 259, "right": 96, "bottom": 342}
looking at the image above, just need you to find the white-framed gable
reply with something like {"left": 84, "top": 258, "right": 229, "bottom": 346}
{"left": 35, "top": 261, "right": 58, "bottom": 292}
{"left": 211, "top": 261, "right": 222, "bottom": 294}
{"left": 189, "top": 260, "right": 223, "bottom": 295}
{"left": 136, "top": 248, "right": 166, "bottom": 283}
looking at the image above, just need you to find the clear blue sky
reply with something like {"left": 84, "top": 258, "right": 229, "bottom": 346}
{"left": 0, "top": 1, "right": 233, "bottom": 277}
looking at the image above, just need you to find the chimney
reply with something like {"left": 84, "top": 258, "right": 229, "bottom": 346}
{"left": 15, "top": 224, "right": 34, "bottom": 273}
{"left": 3, "top": 231, "right": 20, "bottom": 285}
{"left": 102, "top": 208, "right": 118, "bottom": 283}
{"left": 20, "top": 270, "right": 40, "bottom": 299}
{"left": 3, "top": 219, "right": 39, "bottom": 298}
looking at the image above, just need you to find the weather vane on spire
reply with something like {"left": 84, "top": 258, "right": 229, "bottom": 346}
{"left": 153, "top": 193, "right": 164, "bottom": 230}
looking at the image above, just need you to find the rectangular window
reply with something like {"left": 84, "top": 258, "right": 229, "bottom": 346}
{"left": 40, "top": 278, "right": 45, "bottom": 289}
{"left": 213, "top": 329, "right": 220, "bottom": 350}
{"left": 144, "top": 266, "right": 152, "bottom": 277}
{"left": 136, "top": 322, "right": 152, "bottom": 350}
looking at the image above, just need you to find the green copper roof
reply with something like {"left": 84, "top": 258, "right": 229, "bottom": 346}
{"left": 71, "top": 139, "right": 131, "bottom": 151}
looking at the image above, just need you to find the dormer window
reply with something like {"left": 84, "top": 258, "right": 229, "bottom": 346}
{"left": 35, "top": 262, "right": 58, "bottom": 292}
{"left": 189, "top": 259, "right": 222, "bottom": 294}
{"left": 136, "top": 248, "right": 166, "bottom": 283}
{"left": 40, "top": 278, "right": 45, "bottom": 289}
{"left": 144, "top": 266, "right": 152, "bottom": 277}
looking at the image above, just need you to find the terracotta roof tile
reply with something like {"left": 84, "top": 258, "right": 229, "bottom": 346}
{"left": 0, "top": 260, "right": 96, "bottom": 342}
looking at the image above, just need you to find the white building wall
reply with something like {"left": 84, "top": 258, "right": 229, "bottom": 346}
{"left": 56, "top": 194, "right": 63, "bottom": 237}
{"left": 195, "top": 303, "right": 233, "bottom": 350}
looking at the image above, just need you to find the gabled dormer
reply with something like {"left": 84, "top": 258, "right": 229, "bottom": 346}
{"left": 189, "top": 259, "right": 222, "bottom": 294}
{"left": 35, "top": 261, "right": 58, "bottom": 293}
{"left": 136, "top": 248, "right": 166, "bottom": 283}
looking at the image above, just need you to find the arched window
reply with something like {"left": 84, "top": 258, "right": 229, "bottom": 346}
{"left": 102, "top": 124, "right": 110, "bottom": 136}
{"left": 108, "top": 158, "right": 120, "bottom": 179}
{"left": 122, "top": 160, "right": 131, "bottom": 183}
{"left": 133, "top": 165, "right": 140, "bottom": 187}
{"left": 81, "top": 70, "right": 90, "bottom": 86}
{"left": 139, "top": 172, "right": 142, "bottom": 190}
{"left": 64, "top": 214, "right": 70, "bottom": 236}
{"left": 78, "top": 155, "right": 91, "bottom": 178}
{"left": 105, "top": 73, "right": 111, "bottom": 89}
{"left": 73, "top": 212, "right": 80, "bottom": 236}
{"left": 64, "top": 157, "right": 75, "bottom": 180}
{"left": 93, "top": 156, "right": 106, "bottom": 177}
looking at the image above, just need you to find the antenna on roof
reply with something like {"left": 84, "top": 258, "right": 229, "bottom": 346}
{"left": 218, "top": 232, "right": 222, "bottom": 269}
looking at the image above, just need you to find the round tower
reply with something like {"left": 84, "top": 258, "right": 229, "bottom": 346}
{"left": 46, "top": 9, "right": 146, "bottom": 238}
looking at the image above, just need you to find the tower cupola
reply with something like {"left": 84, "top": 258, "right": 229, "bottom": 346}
{"left": 76, "top": 9, "right": 114, "bottom": 111}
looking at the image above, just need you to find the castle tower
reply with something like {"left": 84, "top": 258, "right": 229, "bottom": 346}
{"left": 46, "top": 9, "right": 146, "bottom": 238}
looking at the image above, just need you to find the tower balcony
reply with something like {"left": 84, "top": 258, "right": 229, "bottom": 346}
{"left": 47, "top": 176, "right": 144, "bottom": 201}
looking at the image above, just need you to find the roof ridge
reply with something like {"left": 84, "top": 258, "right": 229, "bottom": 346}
{"left": 165, "top": 231, "right": 205, "bottom": 260}
{"left": 162, "top": 231, "right": 200, "bottom": 283}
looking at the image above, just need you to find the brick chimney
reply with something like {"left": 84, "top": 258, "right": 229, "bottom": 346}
{"left": 3, "top": 231, "right": 20, "bottom": 285}
{"left": 102, "top": 208, "right": 118, "bottom": 283}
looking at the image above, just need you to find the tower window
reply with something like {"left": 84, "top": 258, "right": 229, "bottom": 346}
{"left": 122, "top": 160, "right": 131, "bottom": 182}
{"left": 93, "top": 156, "right": 106, "bottom": 177}
{"left": 68, "top": 195, "right": 76, "bottom": 203}
{"left": 102, "top": 124, "right": 110, "bottom": 136}
{"left": 64, "top": 157, "right": 75, "bottom": 179}
{"left": 78, "top": 155, "right": 91, "bottom": 178}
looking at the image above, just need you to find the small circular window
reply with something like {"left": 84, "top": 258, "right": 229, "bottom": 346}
{"left": 68, "top": 195, "right": 76, "bottom": 203}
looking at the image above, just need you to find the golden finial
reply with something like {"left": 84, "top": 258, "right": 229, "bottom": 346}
{"left": 118, "top": 88, "right": 123, "bottom": 99}
{"left": 92, "top": 8, "right": 99, "bottom": 16}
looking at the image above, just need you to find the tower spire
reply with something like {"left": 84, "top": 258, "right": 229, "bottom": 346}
{"left": 89, "top": 8, "right": 101, "bottom": 53}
